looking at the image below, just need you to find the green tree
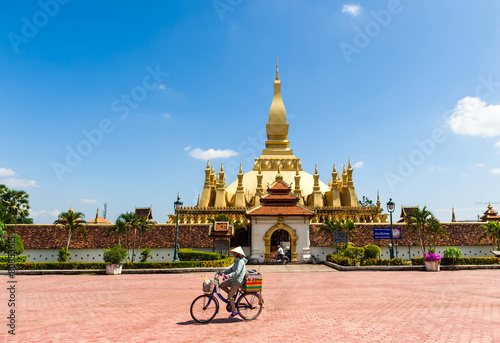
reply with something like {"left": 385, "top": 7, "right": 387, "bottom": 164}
{"left": 53, "top": 210, "right": 87, "bottom": 251}
{"left": 317, "top": 219, "right": 357, "bottom": 246}
{"left": 358, "top": 196, "right": 375, "bottom": 207}
{"left": 478, "top": 221, "right": 500, "bottom": 250}
{"left": 0, "top": 185, "right": 33, "bottom": 223}
{"left": 115, "top": 211, "right": 156, "bottom": 262}
{"left": 406, "top": 206, "right": 444, "bottom": 254}
{"left": 0, "top": 221, "right": 8, "bottom": 246}
{"left": 3, "top": 233, "right": 24, "bottom": 255}
{"left": 109, "top": 218, "right": 127, "bottom": 247}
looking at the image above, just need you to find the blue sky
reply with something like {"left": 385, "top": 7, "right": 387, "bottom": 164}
{"left": 1, "top": 0, "right": 499, "bottom": 224}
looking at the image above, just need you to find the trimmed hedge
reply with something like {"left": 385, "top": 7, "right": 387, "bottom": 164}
{"left": 177, "top": 249, "right": 220, "bottom": 261}
{"left": 327, "top": 254, "right": 410, "bottom": 266}
{"left": 412, "top": 257, "right": 500, "bottom": 266}
{"left": 0, "top": 257, "right": 234, "bottom": 270}
{"left": 0, "top": 255, "right": 27, "bottom": 263}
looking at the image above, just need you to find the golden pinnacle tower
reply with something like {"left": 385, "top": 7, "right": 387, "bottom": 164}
{"left": 168, "top": 62, "right": 385, "bottom": 225}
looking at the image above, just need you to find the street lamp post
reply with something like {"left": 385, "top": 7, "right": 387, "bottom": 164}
{"left": 387, "top": 198, "right": 395, "bottom": 259}
{"left": 173, "top": 192, "right": 183, "bottom": 262}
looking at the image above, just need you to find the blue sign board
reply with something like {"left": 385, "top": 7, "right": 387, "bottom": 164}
{"left": 374, "top": 228, "right": 402, "bottom": 239}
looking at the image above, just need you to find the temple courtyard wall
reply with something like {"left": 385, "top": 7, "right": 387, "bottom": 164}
{"left": 2, "top": 222, "right": 495, "bottom": 262}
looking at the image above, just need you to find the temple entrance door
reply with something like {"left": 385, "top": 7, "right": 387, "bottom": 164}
{"left": 263, "top": 218, "right": 298, "bottom": 262}
{"left": 270, "top": 229, "right": 290, "bottom": 257}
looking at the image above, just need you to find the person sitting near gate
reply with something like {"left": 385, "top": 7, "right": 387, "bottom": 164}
{"left": 218, "top": 246, "right": 247, "bottom": 318}
{"left": 276, "top": 244, "right": 284, "bottom": 261}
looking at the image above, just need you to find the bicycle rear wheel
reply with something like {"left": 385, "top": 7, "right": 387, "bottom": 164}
{"left": 236, "top": 292, "right": 263, "bottom": 320}
{"left": 190, "top": 294, "right": 218, "bottom": 323}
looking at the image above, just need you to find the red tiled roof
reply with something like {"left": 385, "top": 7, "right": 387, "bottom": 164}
{"left": 135, "top": 207, "right": 153, "bottom": 220}
{"left": 247, "top": 205, "right": 314, "bottom": 216}
{"left": 269, "top": 182, "right": 290, "bottom": 192}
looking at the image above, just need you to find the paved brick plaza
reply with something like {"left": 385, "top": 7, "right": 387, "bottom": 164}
{"left": 2, "top": 266, "right": 499, "bottom": 342}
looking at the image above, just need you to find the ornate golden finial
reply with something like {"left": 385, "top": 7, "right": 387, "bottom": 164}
{"left": 377, "top": 190, "right": 380, "bottom": 201}
{"left": 315, "top": 164, "right": 318, "bottom": 174}
{"left": 343, "top": 163, "right": 346, "bottom": 173}
{"left": 211, "top": 164, "right": 214, "bottom": 171}
{"left": 197, "top": 194, "right": 200, "bottom": 207}
{"left": 452, "top": 207, "right": 456, "bottom": 222}
{"left": 348, "top": 159, "right": 352, "bottom": 169}
{"left": 239, "top": 162, "right": 243, "bottom": 174}
{"left": 333, "top": 163, "right": 337, "bottom": 172}
{"left": 206, "top": 160, "right": 210, "bottom": 168}
{"left": 220, "top": 162, "right": 224, "bottom": 172}
{"left": 296, "top": 163, "right": 300, "bottom": 175}
{"left": 276, "top": 57, "right": 279, "bottom": 81}
{"left": 68, "top": 206, "right": 73, "bottom": 213}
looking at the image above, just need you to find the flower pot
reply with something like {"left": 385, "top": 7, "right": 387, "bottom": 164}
{"left": 105, "top": 264, "right": 123, "bottom": 275}
{"left": 424, "top": 260, "right": 440, "bottom": 272}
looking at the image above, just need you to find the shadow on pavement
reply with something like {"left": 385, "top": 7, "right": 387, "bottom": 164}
{"left": 177, "top": 317, "right": 243, "bottom": 325}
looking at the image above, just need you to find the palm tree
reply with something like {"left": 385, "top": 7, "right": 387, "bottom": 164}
{"left": 134, "top": 216, "right": 155, "bottom": 261}
{"left": 0, "top": 205, "right": 15, "bottom": 224}
{"left": 318, "top": 219, "right": 357, "bottom": 244}
{"left": 116, "top": 211, "right": 136, "bottom": 261}
{"left": 109, "top": 219, "right": 127, "bottom": 247}
{"left": 53, "top": 210, "right": 87, "bottom": 250}
{"left": 427, "top": 217, "right": 447, "bottom": 251}
{"left": 0, "top": 186, "right": 31, "bottom": 223}
{"left": 406, "top": 206, "right": 443, "bottom": 254}
{"left": 478, "top": 221, "right": 500, "bottom": 250}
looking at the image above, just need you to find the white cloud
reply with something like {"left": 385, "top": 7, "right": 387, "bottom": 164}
{"left": 494, "top": 141, "right": 500, "bottom": 148}
{"left": 462, "top": 173, "right": 468, "bottom": 177}
{"left": 189, "top": 148, "right": 239, "bottom": 160}
{"left": 447, "top": 96, "right": 500, "bottom": 137}
{"left": 342, "top": 4, "right": 361, "bottom": 17}
{"left": 184, "top": 146, "right": 192, "bottom": 151}
{"left": 29, "top": 209, "right": 60, "bottom": 224}
{"left": 472, "top": 163, "right": 486, "bottom": 167}
{"left": 158, "top": 84, "right": 166, "bottom": 90}
{"left": 353, "top": 161, "right": 364, "bottom": 169}
{"left": 3, "top": 178, "right": 40, "bottom": 188}
{"left": 161, "top": 113, "right": 171, "bottom": 119}
{"left": 0, "top": 168, "right": 15, "bottom": 177}
{"left": 488, "top": 168, "right": 500, "bottom": 174}
{"left": 81, "top": 199, "right": 96, "bottom": 204}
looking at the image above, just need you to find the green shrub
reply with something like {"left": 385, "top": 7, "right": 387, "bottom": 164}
{"left": 412, "top": 257, "right": 500, "bottom": 265}
{"left": 178, "top": 249, "right": 220, "bottom": 261}
{"left": 363, "top": 245, "right": 381, "bottom": 259}
{"left": 103, "top": 245, "right": 128, "bottom": 264}
{"left": 58, "top": 247, "right": 71, "bottom": 262}
{"left": 3, "top": 233, "right": 24, "bottom": 255}
{"left": 0, "top": 255, "right": 27, "bottom": 263}
{"left": 140, "top": 247, "right": 152, "bottom": 262}
{"left": 443, "top": 247, "right": 462, "bottom": 259}
{"left": 344, "top": 246, "right": 364, "bottom": 259}
{"left": 0, "top": 257, "right": 235, "bottom": 270}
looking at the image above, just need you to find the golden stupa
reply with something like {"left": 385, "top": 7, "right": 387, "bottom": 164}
{"left": 168, "top": 61, "right": 386, "bottom": 225}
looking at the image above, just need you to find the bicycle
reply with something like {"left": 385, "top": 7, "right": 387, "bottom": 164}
{"left": 190, "top": 272, "right": 263, "bottom": 323}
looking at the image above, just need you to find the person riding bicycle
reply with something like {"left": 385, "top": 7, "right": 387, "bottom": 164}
{"left": 276, "top": 245, "right": 284, "bottom": 262}
{"left": 219, "top": 246, "right": 247, "bottom": 318}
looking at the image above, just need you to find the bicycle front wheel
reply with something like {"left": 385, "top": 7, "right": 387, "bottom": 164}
{"left": 236, "top": 292, "right": 263, "bottom": 320}
{"left": 190, "top": 294, "right": 219, "bottom": 323}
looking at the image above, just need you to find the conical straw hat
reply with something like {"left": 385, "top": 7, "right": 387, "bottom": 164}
{"left": 229, "top": 246, "right": 246, "bottom": 257}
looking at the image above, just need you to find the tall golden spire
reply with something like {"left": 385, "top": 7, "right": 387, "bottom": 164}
{"left": 260, "top": 59, "right": 293, "bottom": 159}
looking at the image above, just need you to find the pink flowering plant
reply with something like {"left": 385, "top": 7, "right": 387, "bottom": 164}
{"left": 424, "top": 251, "right": 441, "bottom": 262}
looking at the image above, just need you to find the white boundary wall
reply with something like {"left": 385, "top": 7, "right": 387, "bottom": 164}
{"left": 311, "top": 245, "right": 496, "bottom": 261}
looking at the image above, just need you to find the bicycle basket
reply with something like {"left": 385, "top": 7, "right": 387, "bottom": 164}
{"left": 203, "top": 279, "right": 214, "bottom": 293}
{"left": 244, "top": 272, "right": 262, "bottom": 292}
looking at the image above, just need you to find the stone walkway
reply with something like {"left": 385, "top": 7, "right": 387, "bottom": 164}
{"left": 1, "top": 267, "right": 499, "bottom": 342}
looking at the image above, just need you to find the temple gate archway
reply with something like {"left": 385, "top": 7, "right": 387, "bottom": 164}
{"left": 263, "top": 217, "right": 298, "bottom": 262}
